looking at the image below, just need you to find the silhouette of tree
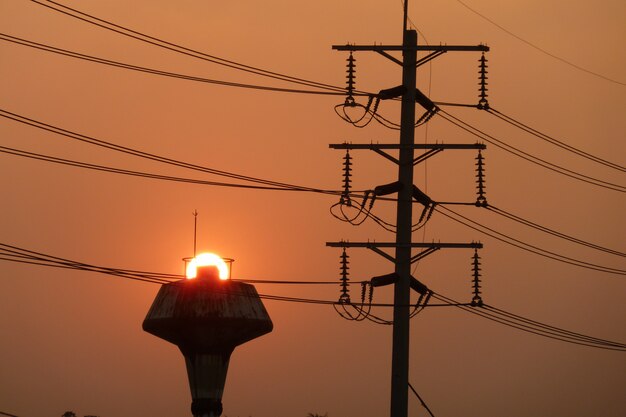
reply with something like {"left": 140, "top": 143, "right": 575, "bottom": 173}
{"left": 306, "top": 413, "right": 328, "bottom": 417}
{"left": 61, "top": 412, "right": 76, "bottom": 417}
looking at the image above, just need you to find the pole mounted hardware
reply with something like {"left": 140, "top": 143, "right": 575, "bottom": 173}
{"left": 329, "top": 10, "right": 491, "bottom": 414}
{"left": 327, "top": 241, "right": 483, "bottom": 264}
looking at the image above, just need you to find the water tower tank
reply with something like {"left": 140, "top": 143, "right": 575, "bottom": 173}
{"left": 143, "top": 264, "right": 273, "bottom": 417}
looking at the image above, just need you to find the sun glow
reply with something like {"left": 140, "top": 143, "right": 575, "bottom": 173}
{"left": 186, "top": 253, "right": 229, "bottom": 280}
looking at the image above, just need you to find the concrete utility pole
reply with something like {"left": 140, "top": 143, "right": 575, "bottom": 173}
{"left": 329, "top": 7, "right": 488, "bottom": 416}
{"left": 391, "top": 28, "right": 417, "bottom": 417}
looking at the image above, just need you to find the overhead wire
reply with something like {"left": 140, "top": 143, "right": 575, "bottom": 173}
{"left": 21, "top": 4, "right": 621, "bottom": 192}
{"left": 2, "top": 16, "right": 624, "bottom": 283}
{"left": 0, "top": 33, "right": 346, "bottom": 96}
{"left": 486, "top": 107, "right": 626, "bottom": 172}
{"left": 485, "top": 204, "right": 625, "bottom": 258}
{"left": 0, "top": 108, "right": 342, "bottom": 196}
{"left": 453, "top": 0, "right": 626, "bottom": 86}
{"left": 4, "top": 241, "right": 624, "bottom": 350}
{"left": 431, "top": 291, "right": 626, "bottom": 351}
{"left": 3, "top": 140, "right": 624, "bottom": 276}
{"left": 436, "top": 205, "right": 626, "bottom": 275}
{"left": 0, "top": 243, "right": 172, "bottom": 285}
{"left": 30, "top": 0, "right": 349, "bottom": 94}
{"left": 0, "top": 144, "right": 340, "bottom": 193}
{"left": 4, "top": 139, "right": 624, "bottom": 275}
{"left": 16, "top": 3, "right": 624, "bottom": 188}
{"left": 437, "top": 109, "right": 626, "bottom": 192}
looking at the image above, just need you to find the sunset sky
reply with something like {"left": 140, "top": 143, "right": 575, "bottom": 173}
{"left": 1, "top": 1, "right": 625, "bottom": 417}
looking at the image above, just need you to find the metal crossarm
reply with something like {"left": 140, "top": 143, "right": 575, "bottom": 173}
{"left": 332, "top": 44, "right": 490, "bottom": 52}
{"left": 327, "top": 241, "right": 483, "bottom": 263}
{"left": 330, "top": 143, "right": 486, "bottom": 166}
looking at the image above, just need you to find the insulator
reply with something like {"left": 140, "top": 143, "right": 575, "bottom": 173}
{"left": 475, "top": 149, "right": 487, "bottom": 207}
{"left": 339, "top": 248, "right": 351, "bottom": 302}
{"left": 345, "top": 52, "right": 357, "bottom": 106}
{"left": 471, "top": 249, "right": 484, "bottom": 307}
{"left": 341, "top": 150, "right": 353, "bottom": 206}
{"left": 360, "top": 281, "right": 367, "bottom": 303}
{"left": 478, "top": 52, "right": 489, "bottom": 110}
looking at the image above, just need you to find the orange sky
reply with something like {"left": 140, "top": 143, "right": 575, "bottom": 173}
{"left": 1, "top": 1, "right": 625, "bottom": 416}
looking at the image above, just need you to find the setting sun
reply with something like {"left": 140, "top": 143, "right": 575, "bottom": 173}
{"left": 186, "top": 252, "right": 229, "bottom": 280}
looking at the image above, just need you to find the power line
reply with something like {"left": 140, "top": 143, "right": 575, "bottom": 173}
{"left": 431, "top": 292, "right": 626, "bottom": 351}
{"left": 436, "top": 205, "right": 626, "bottom": 276}
{"left": 485, "top": 204, "right": 625, "bottom": 258}
{"left": 30, "top": 0, "right": 347, "bottom": 93}
{"left": 19, "top": 2, "right": 626, "bottom": 183}
{"left": 3, "top": 111, "right": 624, "bottom": 273}
{"left": 10, "top": 142, "right": 622, "bottom": 276}
{"left": 0, "top": 33, "right": 346, "bottom": 96}
{"left": 0, "top": 144, "right": 337, "bottom": 193}
{"left": 487, "top": 107, "right": 625, "bottom": 172}
{"left": 453, "top": 0, "right": 626, "bottom": 86}
{"left": 3, "top": 111, "right": 624, "bottom": 274}
{"left": 3, "top": 145, "right": 624, "bottom": 275}
{"left": 9, "top": 19, "right": 621, "bottom": 187}
{"left": 0, "top": 108, "right": 342, "bottom": 195}
{"left": 0, "top": 243, "right": 171, "bottom": 285}
{"left": 437, "top": 109, "right": 626, "bottom": 192}
{"left": 4, "top": 241, "right": 624, "bottom": 350}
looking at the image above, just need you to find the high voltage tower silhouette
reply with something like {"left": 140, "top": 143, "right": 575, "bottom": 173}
{"left": 326, "top": 3, "right": 489, "bottom": 417}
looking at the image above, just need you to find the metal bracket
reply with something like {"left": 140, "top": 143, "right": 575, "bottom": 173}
{"left": 416, "top": 50, "right": 446, "bottom": 68}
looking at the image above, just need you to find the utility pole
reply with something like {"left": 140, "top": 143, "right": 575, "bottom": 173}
{"left": 391, "top": 28, "right": 417, "bottom": 417}
{"left": 328, "top": 5, "right": 489, "bottom": 417}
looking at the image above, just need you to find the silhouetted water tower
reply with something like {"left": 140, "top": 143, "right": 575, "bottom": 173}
{"left": 143, "top": 254, "right": 273, "bottom": 417}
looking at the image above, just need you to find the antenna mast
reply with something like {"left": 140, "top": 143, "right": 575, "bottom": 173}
{"left": 192, "top": 209, "right": 198, "bottom": 258}
{"left": 403, "top": 0, "right": 409, "bottom": 33}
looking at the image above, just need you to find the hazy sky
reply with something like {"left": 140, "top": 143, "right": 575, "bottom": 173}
{"left": 1, "top": 1, "right": 625, "bottom": 417}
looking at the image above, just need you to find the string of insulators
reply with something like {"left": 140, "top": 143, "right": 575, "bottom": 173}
{"left": 345, "top": 52, "right": 357, "bottom": 106}
{"left": 340, "top": 149, "right": 353, "bottom": 206}
{"left": 339, "top": 248, "right": 351, "bottom": 302}
{"left": 415, "top": 107, "right": 437, "bottom": 126}
{"left": 475, "top": 149, "right": 487, "bottom": 207}
{"left": 478, "top": 52, "right": 489, "bottom": 110}
{"left": 471, "top": 249, "right": 483, "bottom": 307}
{"left": 360, "top": 281, "right": 367, "bottom": 304}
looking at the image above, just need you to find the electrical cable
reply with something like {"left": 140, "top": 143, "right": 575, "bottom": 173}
{"left": 6, "top": 141, "right": 624, "bottom": 275}
{"left": 453, "top": 0, "right": 626, "bottom": 86}
{"left": 4, "top": 242, "right": 625, "bottom": 350}
{"left": 0, "top": 145, "right": 335, "bottom": 193}
{"left": 30, "top": 0, "right": 349, "bottom": 94}
{"left": 487, "top": 107, "right": 626, "bottom": 172}
{"left": 430, "top": 292, "right": 626, "bottom": 351}
{"left": 3, "top": 111, "right": 624, "bottom": 274}
{"left": 0, "top": 33, "right": 346, "bottom": 96}
{"left": 4, "top": 142, "right": 624, "bottom": 275}
{"left": 485, "top": 204, "right": 625, "bottom": 258}
{"left": 0, "top": 244, "right": 171, "bottom": 285}
{"left": 436, "top": 205, "right": 626, "bottom": 275}
{"left": 0, "top": 108, "right": 343, "bottom": 195}
{"left": 437, "top": 109, "right": 626, "bottom": 192}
